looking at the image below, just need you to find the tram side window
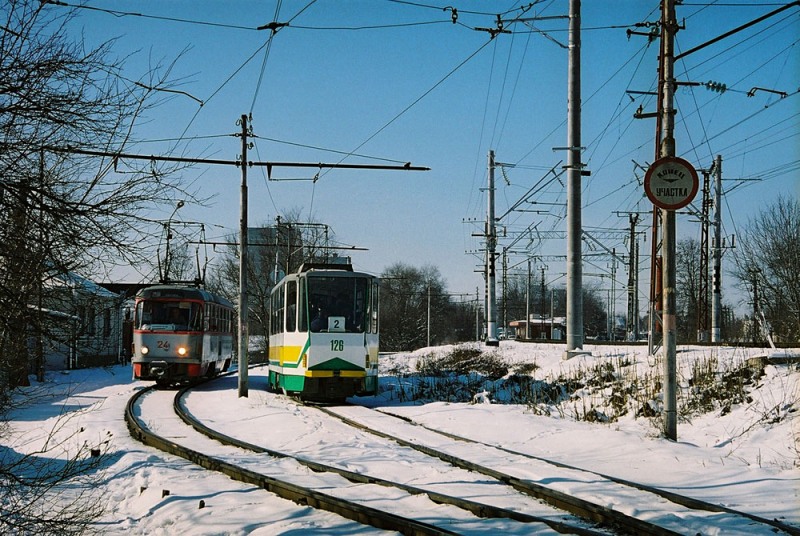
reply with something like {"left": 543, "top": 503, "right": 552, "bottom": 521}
{"left": 370, "top": 281, "right": 379, "bottom": 333}
{"left": 286, "top": 281, "right": 297, "bottom": 332}
{"left": 191, "top": 304, "right": 203, "bottom": 331}
{"left": 299, "top": 278, "right": 308, "bottom": 332}
{"left": 271, "top": 285, "right": 285, "bottom": 334}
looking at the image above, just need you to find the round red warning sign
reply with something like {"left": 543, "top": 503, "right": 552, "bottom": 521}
{"left": 644, "top": 156, "right": 699, "bottom": 210}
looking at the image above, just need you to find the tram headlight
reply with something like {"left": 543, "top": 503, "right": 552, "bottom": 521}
{"left": 140, "top": 346, "right": 149, "bottom": 355}
{"left": 177, "top": 346, "right": 187, "bottom": 357}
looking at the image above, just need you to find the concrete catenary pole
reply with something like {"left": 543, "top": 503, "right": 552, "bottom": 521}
{"left": 486, "top": 150, "right": 499, "bottom": 346}
{"left": 660, "top": 0, "right": 678, "bottom": 440}
{"left": 564, "top": 0, "right": 584, "bottom": 356}
{"left": 711, "top": 154, "right": 723, "bottom": 342}
{"left": 238, "top": 114, "right": 249, "bottom": 398}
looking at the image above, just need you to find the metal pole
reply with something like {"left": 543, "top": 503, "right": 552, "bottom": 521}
{"left": 502, "top": 250, "right": 507, "bottom": 338}
{"left": 711, "top": 154, "right": 723, "bottom": 342}
{"left": 660, "top": 0, "right": 678, "bottom": 440}
{"left": 628, "top": 214, "right": 639, "bottom": 340}
{"left": 634, "top": 238, "right": 640, "bottom": 340}
{"left": 611, "top": 249, "right": 616, "bottom": 341}
{"left": 427, "top": 283, "right": 431, "bottom": 347}
{"left": 238, "top": 114, "right": 249, "bottom": 398}
{"left": 486, "top": 150, "right": 499, "bottom": 346}
{"left": 475, "top": 287, "right": 480, "bottom": 341}
{"left": 698, "top": 167, "right": 711, "bottom": 342}
{"left": 526, "top": 260, "right": 531, "bottom": 340}
{"left": 565, "top": 0, "right": 584, "bottom": 356}
{"left": 540, "top": 266, "right": 546, "bottom": 337}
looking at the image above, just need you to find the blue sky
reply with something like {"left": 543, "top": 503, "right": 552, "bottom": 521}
{"left": 57, "top": 1, "right": 799, "bottom": 313}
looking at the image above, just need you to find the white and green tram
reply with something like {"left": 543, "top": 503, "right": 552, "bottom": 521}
{"left": 268, "top": 263, "right": 379, "bottom": 401}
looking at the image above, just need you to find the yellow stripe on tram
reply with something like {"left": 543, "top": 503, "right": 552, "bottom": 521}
{"left": 272, "top": 345, "right": 304, "bottom": 367}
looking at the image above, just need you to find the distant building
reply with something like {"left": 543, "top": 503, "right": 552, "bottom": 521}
{"left": 508, "top": 317, "right": 566, "bottom": 341}
{"left": 248, "top": 225, "right": 304, "bottom": 283}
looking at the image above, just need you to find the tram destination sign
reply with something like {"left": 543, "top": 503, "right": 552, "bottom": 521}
{"left": 644, "top": 156, "right": 699, "bottom": 210}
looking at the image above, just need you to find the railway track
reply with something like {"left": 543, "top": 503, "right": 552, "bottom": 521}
{"left": 313, "top": 403, "right": 800, "bottom": 536}
{"left": 126, "top": 383, "right": 460, "bottom": 535}
{"left": 368, "top": 406, "right": 800, "bottom": 536}
{"left": 127, "top": 372, "right": 798, "bottom": 535}
{"left": 128, "top": 378, "right": 614, "bottom": 534}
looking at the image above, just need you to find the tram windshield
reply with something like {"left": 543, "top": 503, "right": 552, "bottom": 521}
{"left": 306, "top": 276, "right": 369, "bottom": 333}
{"left": 135, "top": 300, "right": 202, "bottom": 331}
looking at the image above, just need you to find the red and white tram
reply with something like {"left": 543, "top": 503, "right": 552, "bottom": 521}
{"left": 132, "top": 285, "right": 235, "bottom": 386}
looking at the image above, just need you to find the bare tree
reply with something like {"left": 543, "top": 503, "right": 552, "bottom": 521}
{"left": 1, "top": 0, "right": 199, "bottom": 386}
{"left": 380, "top": 263, "right": 453, "bottom": 351}
{"left": 0, "top": 405, "right": 110, "bottom": 535}
{"left": 676, "top": 238, "right": 702, "bottom": 342}
{"left": 733, "top": 195, "right": 800, "bottom": 342}
{"left": 1, "top": 0, "right": 199, "bottom": 530}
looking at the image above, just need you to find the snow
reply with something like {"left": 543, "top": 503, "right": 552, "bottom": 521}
{"left": 2, "top": 341, "right": 798, "bottom": 534}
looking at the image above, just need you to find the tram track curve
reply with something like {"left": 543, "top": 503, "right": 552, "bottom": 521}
{"left": 172, "top": 376, "right": 611, "bottom": 535}
{"left": 127, "top": 371, "right": 798, "bottom": 535}
{"left": 126, "top": 383, "right": 460, "bottom": 536}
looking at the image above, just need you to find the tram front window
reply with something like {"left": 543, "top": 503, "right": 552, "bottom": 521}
{"left": 136, "top": 300, "right": 201, "bottom": 331}
{"left": 307, "top": 277, "right": 368, "bottom": 333}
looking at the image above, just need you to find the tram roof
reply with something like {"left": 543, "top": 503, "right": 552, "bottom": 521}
{"left": 273, "top": 263, "right": 378, "bottom": 283}
{"left": 297, "top": 262, "right": 353, "bottom": 273}
{"left": 136, "top": 285, "right": 234, "bottom": 307}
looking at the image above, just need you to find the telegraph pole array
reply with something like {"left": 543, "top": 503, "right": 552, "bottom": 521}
{"left": 638, "top": 1, "right": 795, "bottom": 439}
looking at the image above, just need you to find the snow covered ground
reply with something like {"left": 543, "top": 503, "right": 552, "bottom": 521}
{"left": 2, "top": 341, "right": 798, "bottom": 534}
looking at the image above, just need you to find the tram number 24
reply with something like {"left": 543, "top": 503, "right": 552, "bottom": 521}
{"left": 330, "top": 340, "right": 344, "bottom": 352}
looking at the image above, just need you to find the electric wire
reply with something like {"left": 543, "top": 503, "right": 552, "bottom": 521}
{"left": 489, "top": 31, "right": 515, "bottom": 151}
{"left": 494, "top": 20, "right": 534, "bottom": 155}
{"left": 385, "top": 0, "right": 546, "bottom": 18}
{"left": 680, "top": 11, "right": 796, "bottom": 80}
{"left": 249, "top": 0, "right": 284, "bottom": 115}
{"left": 289, "top": 20, "right": 455, "bottom": 31}
{"left": 42, "top": 0, "right": 262, "bottom": 31}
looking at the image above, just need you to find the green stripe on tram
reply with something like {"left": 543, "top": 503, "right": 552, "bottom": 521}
{"left": 309, "top": 357, "right": 365, "bottom": 371}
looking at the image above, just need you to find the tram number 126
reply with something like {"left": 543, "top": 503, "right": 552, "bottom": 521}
{"left": 330, "top": 340, "right": 344, "bottom": 352}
